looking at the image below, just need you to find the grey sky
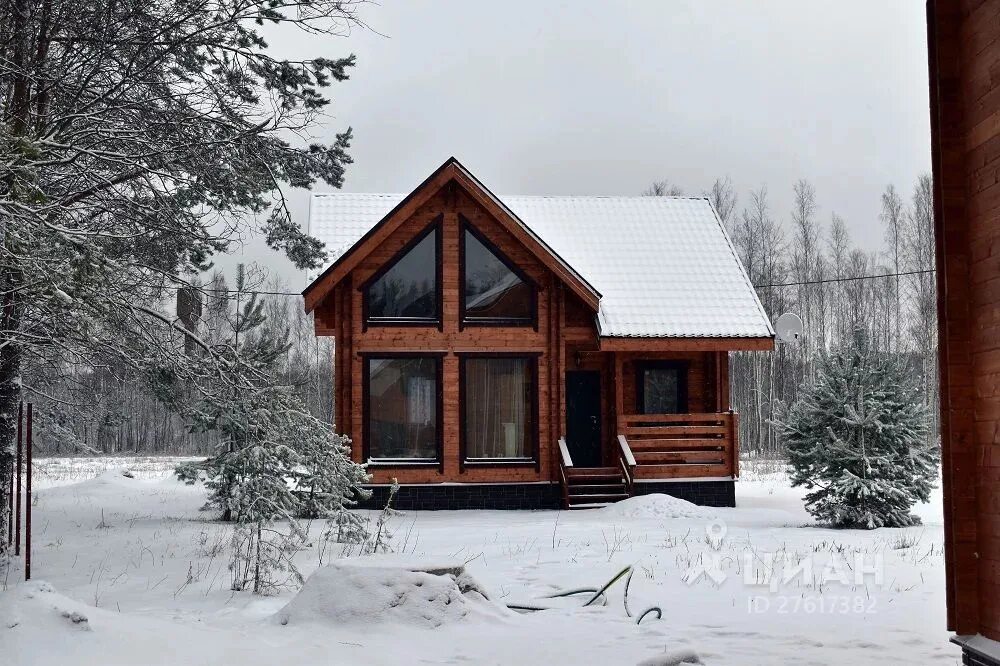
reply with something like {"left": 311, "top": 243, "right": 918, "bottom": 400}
{"left": 216, "top": 0, "right": 931, "bottom": 290}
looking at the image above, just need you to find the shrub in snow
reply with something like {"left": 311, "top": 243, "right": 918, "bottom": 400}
{"left": 777, "top": 329, "right": 938, "bottom": 529}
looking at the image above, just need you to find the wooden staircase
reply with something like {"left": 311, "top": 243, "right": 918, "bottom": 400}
{"left": 558, "top": 438, "right": 631, "bottom": 509}
{"left": 563, "top": 466, "right": 630, "bottom": 509}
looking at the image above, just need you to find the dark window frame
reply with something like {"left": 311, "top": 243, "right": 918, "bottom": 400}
{"left": 360, "top": 216, "right": 444, "bottom": 331}
{"left": 458, "top": 216, "right": 539, "bottom": 331}
{"left": 457, "top": 352, "right": 542, "bottom": 471}
{"left": 361, "top": 351, "right": 446, "bottom": 472}
{"left": 635, "top": 360, "right": 690, "bottom": 414}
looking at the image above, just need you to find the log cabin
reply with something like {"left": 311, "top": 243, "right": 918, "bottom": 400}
{"left": 928, "top": 1, "right": 1000, "bottom": 663}
{"left": 302, "top": 157, "right": 774, "bottom": 511}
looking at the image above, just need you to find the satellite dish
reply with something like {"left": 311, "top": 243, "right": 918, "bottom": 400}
{"left": 774, "top": 312, "right": 803, "bottom": 344}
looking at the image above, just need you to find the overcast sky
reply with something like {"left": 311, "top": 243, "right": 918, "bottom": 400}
{"left": 218, "top": 0, "right": 932, "bottom": 289}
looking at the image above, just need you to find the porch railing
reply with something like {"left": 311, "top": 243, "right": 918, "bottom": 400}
{"left": 619, "top": 411, "right": 739, "bottom": 480}
{"left": 616, "top": 435, "right": 635, "bottom": 494}
{"left": 557, "top": 437, "right": 573, "bottom": 507}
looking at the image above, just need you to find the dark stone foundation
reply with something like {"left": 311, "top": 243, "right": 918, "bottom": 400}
{"left": 631, "top": 479, "right": 736, "bottom": 507}
{"left": 354, "top": 479, "right": 736, "bottom": 510}
{"left": 356, "top": 482, "right": 562, "bottom": 511}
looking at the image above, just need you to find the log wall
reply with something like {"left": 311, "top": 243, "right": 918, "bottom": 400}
{"left": 929, "top": 0, "right": 1000, "bottom": 640}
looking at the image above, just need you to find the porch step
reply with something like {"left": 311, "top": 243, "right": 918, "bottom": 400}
{"left": 566, "top": 474, "right": 623, "bottom": 485}
{"left": 566, "top": 466, "right": 620, "bottom": 477}
{"left": 567, "top": 493, "right": 628, "bottom": 511}
{"left": 562, "top": 464, "right": 630, "bottom": 509}
{"left": 567, "top": 493, "right": 630, "bottom": 505}
{"left": 567, "top": 483, "right": 627, "bottom": 495}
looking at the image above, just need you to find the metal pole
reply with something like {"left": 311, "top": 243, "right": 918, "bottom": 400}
{"left": 25, "top": 402, "right": 32, "bottom": 580}
{"left": 14, "top": 401, "right": 21, "bottom": 555}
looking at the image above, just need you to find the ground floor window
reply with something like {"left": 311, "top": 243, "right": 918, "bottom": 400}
{"left": 461, "top": 355, "right": 537, "bottom": 461}
{"left": 365, "top": 355, "right": 441, "bottom": 461}
{"left": 636, "top": 361, "right": 688, "bottom": 414}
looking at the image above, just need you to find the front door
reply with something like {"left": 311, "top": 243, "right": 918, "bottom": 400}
{"left": 565, "top": 370, "right": 602, "bottom": 467}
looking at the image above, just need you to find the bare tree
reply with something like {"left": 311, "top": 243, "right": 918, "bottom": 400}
{"left": 789, "top": 179, "right": 820, "bottom": 382}
{"left": 642, "top": 180, "right": 685, "bottom": 196}
{"left": 880, "top": 184, "right": 906, "bottom": 350}
{"left": 905, "top": 174, "right": 938, "bottom": 433}
{"left": 827, "top": 213, "right": 851, "bottom": 345}
{"left": 707, "top": 176, "right": 737, "bottom": 232}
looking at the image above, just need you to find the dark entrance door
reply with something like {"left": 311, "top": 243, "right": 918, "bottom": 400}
{"left": 565, "top": 370, "right": 602, "bottom": 467}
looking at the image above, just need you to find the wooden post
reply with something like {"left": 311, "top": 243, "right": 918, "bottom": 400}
{"left": 14, "top": 400, "right": 21, "bottom": 555}
{"left": 614, "top": 352, "right": 625, "bottom": 436}
{"left": 25, "top": 402, "right": 32, "bottom": 580}
{"left": 730, "top": 410, "right": 739, "bottom": 478}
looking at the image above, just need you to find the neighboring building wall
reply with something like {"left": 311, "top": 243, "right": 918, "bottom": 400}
{"left": 928, "top": 0, "right": 1000, "bottom": 646}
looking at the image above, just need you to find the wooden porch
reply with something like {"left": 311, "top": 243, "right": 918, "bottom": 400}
{"left": 559, "top": 411, "right": 738, "bottom": 509}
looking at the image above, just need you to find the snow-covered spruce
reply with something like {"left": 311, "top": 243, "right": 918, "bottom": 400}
{"left": 777, "top": 328, "right": 938, "bottom": 529}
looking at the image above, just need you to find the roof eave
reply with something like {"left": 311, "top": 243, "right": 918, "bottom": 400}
{"left": 599, "top": 335, "right": 775, "bottom": 352}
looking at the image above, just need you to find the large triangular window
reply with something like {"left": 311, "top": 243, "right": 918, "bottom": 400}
{"left": 461, "top": 221, "right": 535, "bottom": 326}
{"left": 363, "top": 221, "right": 440, "bottom": 325}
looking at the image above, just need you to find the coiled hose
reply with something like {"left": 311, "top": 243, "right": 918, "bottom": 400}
{"left": 506, "top": 565, "right": 662, "bottom": 625}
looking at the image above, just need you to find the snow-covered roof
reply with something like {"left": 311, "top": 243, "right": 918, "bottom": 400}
{"left": 308, "top": 192, "right": 773, "bottom": 339}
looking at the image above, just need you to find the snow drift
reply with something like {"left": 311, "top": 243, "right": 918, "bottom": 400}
{"left": 600, "top": 494, "right": 714, "bottom": 520}
{"left": 273, "top": 559, "right": 508, "bottom": 629}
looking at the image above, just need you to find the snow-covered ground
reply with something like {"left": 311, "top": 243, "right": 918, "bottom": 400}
{"left": 1, "top": 457, "right": 959, "bottom": 665}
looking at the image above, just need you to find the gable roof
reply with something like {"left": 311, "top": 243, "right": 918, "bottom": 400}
{"left": 302, "top": 157, "right": 600, "bottom": 313}
{"left": 304, "top": 159, "right": 774, "bottom": 340}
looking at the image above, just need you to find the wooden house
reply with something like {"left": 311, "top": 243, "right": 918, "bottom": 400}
{"left": 302, "top": 157, "right": 774, "bottom": 510}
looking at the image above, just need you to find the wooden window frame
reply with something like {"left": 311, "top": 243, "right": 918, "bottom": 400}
{"left": 360, "top": 216, "right": 444, "bottom": 331}
{"left": 458, "top": 216, "right": 539, "bottom": 331}
{"left": 457, "top": 352, "right": 542, "bottom": 471}
{"left": 635, "top": 360, "right": 690, "bottom": 414}
{"left": 361, "top": 351, "right": 446, "bottom": 472}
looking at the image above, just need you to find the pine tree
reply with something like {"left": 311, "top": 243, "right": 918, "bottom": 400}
{"left": 778, "top": 329, "right": 938, "bottom": 528}
{"left": 174, "top": 272, "right": 369, "bottom": 525}
{"left": 169, "top": 273, "right": 369, "bottom": 592}
{"left": 0, "top": 0, "right": 361, "bottom": 549}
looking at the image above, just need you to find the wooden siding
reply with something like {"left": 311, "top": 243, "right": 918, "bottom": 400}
{"left": 318, "top": 185, "right": 565, "bottom": 485}
{"left": 929, "top": 0, "right": 1000, "bottom": 639}
{"left": 619, "top": 352, "right": 719, "bottom": 420}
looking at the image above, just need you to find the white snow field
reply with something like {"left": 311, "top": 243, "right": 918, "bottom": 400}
{"left": 1, "top": 457, "right": 959, "bottom": 665}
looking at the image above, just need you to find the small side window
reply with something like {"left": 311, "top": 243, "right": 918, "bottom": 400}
{"left": 636, "top": 362, "right": 688, "bottom": 414}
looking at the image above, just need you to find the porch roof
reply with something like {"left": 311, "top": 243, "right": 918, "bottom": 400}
{"left": 307, "top": 165, "right": 773, "bottom": 340}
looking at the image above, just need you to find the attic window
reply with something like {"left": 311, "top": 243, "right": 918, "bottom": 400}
{"left": 460, "top": 222, "right": 535, "bottom": 327}
{"left": 363, "top": 221, "right": 441, "bottom": 326}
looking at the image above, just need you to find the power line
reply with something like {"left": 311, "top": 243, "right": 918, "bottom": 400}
{"left": 164, "top": 286, "right": 305, "bottom": 297}
{"left": 753, "top": 268, "right": 935, "bottom": 290}
{"left": 158, "top": 268, "right": 939, "bottom": 297}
